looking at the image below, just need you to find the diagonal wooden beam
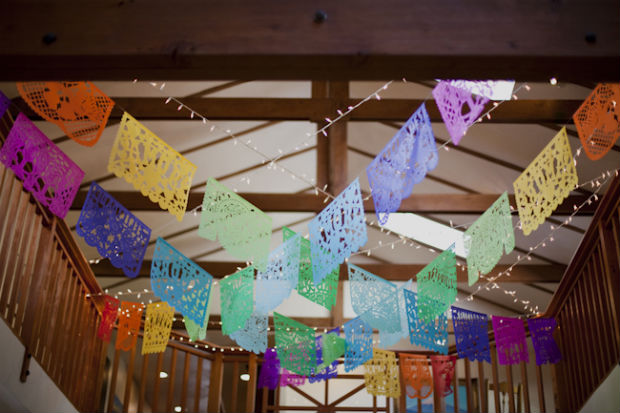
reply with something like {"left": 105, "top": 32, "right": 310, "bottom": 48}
{"left": 541, "top": 122, "right": 620, "bottom": 152}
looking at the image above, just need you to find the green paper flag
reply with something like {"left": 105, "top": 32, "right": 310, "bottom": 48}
{"left": 220, "top": 266, "right": 254, "bottom": 336}
{"left": 322, "top": 332, "right": 346, "bottom": 367}
{"left": 417, "top": 244, "right": 457, "bottom": 322}
{"left": 185, "top": 286, "right": 214, "bottom": 341}
{"left": 274, "top": 312, "right": 317, "bottom": 376}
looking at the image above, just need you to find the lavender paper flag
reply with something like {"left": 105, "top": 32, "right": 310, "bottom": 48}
{"left": 309, "top": 178, "right": 367, "bottom": 285}
{"left": 0, "top": 113, "right": 84, "bottom": 218}
{"left": 343, "top": 317, "right": 374, "bottom": 372}
{"left": 528, "top": 318, "right": 562, "bottom": 365}
{"left": 451, "top": 307, "right": 491, "bottom": 363}
{"left": 229, "top": 312, "right": 268, "bottom": 354}
{"left": 492, "top": 316, "right": 529, "bottom": 365}
{"left": 404, "top": 290, "right": 448, "bottom": 354}
{"left": 0, "top": 91, "right": 10, "bottom": 118}
{"left": 446, "top": 80, "right": 515, "bottom": 101}
{"left": 432, "top": 81, "right": 489, "bottom": 145}
{"left": 258, "top": 348, "right": 281, "bottom": 390}
{"left": 366, "top": 104, "right": 438, "bottom": 224}
{"left": 77, "top": 182, "right": 151, "bottom": 278}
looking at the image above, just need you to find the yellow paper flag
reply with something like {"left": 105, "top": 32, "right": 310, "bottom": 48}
{"left": 142, "top": 302, "right": 174, "bottom": 355}
{"left": 363, "top": 348, "right": 401, "bottom": 398}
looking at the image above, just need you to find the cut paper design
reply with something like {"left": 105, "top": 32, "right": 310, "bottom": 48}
{"left": 309, "top": 328, "right": 341, "bottom": 383}
{"left": 404, "top": 290, "right": 448, "bottom": 354}
{"left": 309, "top": 178, "right": 367, "bottom": 285}
{"left": 108, "top": 112, "right": 197, "bottom": 221}
{"left": 366, "top": 103, "right": 438, "bottom": 224}
{"left": 258, "top": 348, "right": 281, "bottom": 390}
{"left": 77, "top": 182, "right": 151, "bottom": 278}
{"left": 349, "top": 263, "right": 400, "bottom": 333}
{"left": 185, "top": 285, "right": 214, "bottom": 342}
{"left": 97, "top": 295, "right": 120, "bottom": 342}
{"left": 528, "top": 318, "right": 562, "bottom": 365}
{"left": 280, "top": 369, "right": 306, "bottom": 387}
{"left": 363, "top": 349, "right": 401, "bottom": 398}
{"left": 451, "top": 307, "right": 491, "bottom": 363}
{"left": 430, "top": 355, "right": 457, "bottom": 397}
{"left": 284, "top": 227, "right": 338, "bottom": 310}
{"left": 343, "top": 317, "right": 374, "bottom": 372}
{"left": 0, "top": 113, "right": 84, "bottom": 219}
{"left": 513, "top": 128, "right": 578, "bottom": 236}
{"left": 400, "top": 353, "right": 433, "bottom": 399}
{"left": 446, "top": 80, "right": 516, "bottom": 101}
{"left": 573, "top": 83, "right": 620, "bottom": 160}
{"left": 150, "top": 238, "right": 213, "bottom": 325}
{"left": 492, "top": 316, "right": 529, "bottom": 365}
{"left": 417, "top": 244, "right": 457, "bottom": 321}
{"left": 464, "top": 192, "right": 515, "bottom": 285}
{"left": 0, "top": 90, "right": 10, "bottom": 118}
{"left": 432, "top": 81, "right": 489, "bottom": 145}
{"left": 16, "top": 81, "right": 114, "bottom": 146}
{"left": 274, "top": 312, "right": 316, "bottom": 376}
{"left": 116, "top": 302, "right": 144, "bottom": 351}
{"left": 229, "top": 312, "right": 268, "bottom": 354}
{"left": 199, "top": 177, "right": 272, "bottom": 271}
{"left": 142, "top": 302, "right": 174, "bottom": 355}
{"left": 378, "top": 280, "right": 414, "bottom": 348}
{"left": 220, "top": 266, "right": 254, "bottom": 335}
{"left": 255, "top": 234, "right": 301, "bottom": 314}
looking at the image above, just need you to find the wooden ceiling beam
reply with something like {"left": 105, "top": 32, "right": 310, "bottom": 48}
{"left": 70, "top": 191, "right": 598, "bottom": 215}
{"left": 1, "top": 1, "right": 617, "bottom": 81}
{"left": 92, "top": 260, "right": 565, "bottom": 283}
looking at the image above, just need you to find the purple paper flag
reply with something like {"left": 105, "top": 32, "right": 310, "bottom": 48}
{"left": 492, "top": 316, "right": 529, "bottom": 365}
{"left": 279, "top": 369, "right": 306, "bottom": 387}
{"left": 432, "top": 81, "right": 489, "bottom": 145}
{"left": 258, "top": 348, "right": 281, "bottom": 390}
{"left": 0, "top": 113, "right": 84, "bottom": 218}
{"left": 527, "top": 318, "right": 562, "bottom": 365}
{"left": 0, "top": 91, "right": 10, "bottom": 118}
{"left": 366, "top": 104, "right": 438, "bottom": 224}
{"left": 451, "top": 307, "right": 491, "bottom": 363}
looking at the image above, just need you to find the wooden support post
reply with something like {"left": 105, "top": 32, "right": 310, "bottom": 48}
{"left": 246, "top": 353, "right": 258, "bottom": 412}
{"left": 535, "top": 364, "right": 546, "bottom": 413}
{"left": 520, "top": 362, "right": 530, "bottom": 413}
{"left": 106, "top": 349, "right": 120, "bottom": 413}
{"left": 464, "top": 358, "right": 473, "bottom": 413}
{"left": 208, "top": 352, "right": 224, "bottom": 413}
{"left": 506, "top": 364, "right": 515, "bottom": 413}
{"left": 153, "top": 352, "right": 165, "bottom": 413}
{"left": 181, "top": 352, "right": 191, "bottom": 412}
{"left": 478, "top": 361, "right": 487, "bottom": 413}
{"left": 231, "top": 361, "right": 239, "bottom": 413}
{"left": 491, "top": 346, "right": 501, "bottom": 413}
{"left": 194, "top": 358, "right": 203, "bottom": 413}
{"left": 453, "top": 359, "right": 459, "bottom": 413}
{"left": 167, "top": 348, "right": 178, "bottom": 413}
{"left": 138, "top": 354, "right": 149, "bottom": 413}
{"left": 123, "top": 344, "right": 137, "bottom": 413}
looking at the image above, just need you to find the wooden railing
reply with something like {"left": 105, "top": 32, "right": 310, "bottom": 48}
{"left": 544, "top": 174, "right": 620, "bottom": 413}
{"left": 0, "top": 112, "right": 106, "bottom": 412}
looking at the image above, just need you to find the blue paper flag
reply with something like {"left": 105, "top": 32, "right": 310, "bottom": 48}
{"left": 0, "top": 90, "right": 10, "bottom": 118}
{"left": 404, "top": 290, "right": 448, "bottom": 354}
{"left": 309, "top": 327, "right": 340, "bottom": 383}
{"left": 451, "top": 307, "right": 491, "bottom": 363}
{"left": 378, "top": 280, "right": 413, "bottom": 348}
{"left": 343, "top": 317, "right": 374, "bottom": 372}
{"left": 229, "top": 312, "right": 268, "bottom": 354}
{"left": 150, "top": 237, "right": 213, "bottom": 326}
{"left": 309, "top": 178, "right": 367, "bottom": 285}
{"left": 76, "top": 182, "right": 151, "bottom": 278}
{"left": 255, "top": 234, "right": 301, "bottom": 314}
{"left": 367, "top": 104, "right": 438, "bottom": 225}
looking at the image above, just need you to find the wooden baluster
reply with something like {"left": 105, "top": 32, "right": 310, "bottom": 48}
{"left": 138, "top": 354, "right": 149, "bottom": 413}
{"left": 490, "top": 346, "right": 501, "bottom": 413}
{"left": 0, "top": 183, "right": 26, "bottom": 311}
{"left": 32, "top": 242, "right": 61, "bottom": 360}
{"left": 40, "top": 246, "right": 63, "bottom": 368}
{"left": 583, "top": 261, "right": 606, "bottom": 378}
{"left": 535, "top": 364, "right": 546, "bottom": 413}
{"left": 107, "top": 348, "right": 121, "bottom": 413}
{"left": 520, "top": 362, "right": 530, "bottom": 413}
{"left": 246, "top": 353, "right": 257, "bottom": 413}
{"left": 49, "top": 265, "right": 72, "bottom": 381}
{"left": 167, "top": 348, "right": 178, "bottom": 413}
{"left": 505, "top": 364, "right": 514, "bottom": 413}
{"left": 598, "top": 221, "right": 620, "bottom": 349}
{"left": 123, "top": 343, "right": 137, "bottom": 412}
{"left": 194, "top": 357, "right": 203, "bottom": 413}
{"left": 478, "top": 361, "right": 486, "bottom": 413}
{"left": 261, "top": 386, "right": 268, "bottom": 413}
{"left": 94, "top": 339, "right": 109, "bottom": 413}
{"left": 464, "top": 358, "right": 472, "bottom": 412}
{"left": 231, "top": 361, "right": 239, "bottom": 412}
{"left": 208, "top": 352, "right": 223, "bottom": 413}
{"left": 181, "top": 352, "right": 190, "bottom": 413}
{"left": 452, "top": 358, "right": 459, "bottom": 413}
{"left": 59, "top": 274, "right": 80, "bottom": 391}
{"left": 153, "top": 352, "right": 165, "bottom": 413}
{"left": 417, "top": 396, "right": 422, "bottom": 413}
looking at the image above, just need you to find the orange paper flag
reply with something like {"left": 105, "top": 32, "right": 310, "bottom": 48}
{"left": 400, "top": 353, "right": 433, "bottom": 399}
{"left": 116, "top": 302, "right": 144, "bottom": 351}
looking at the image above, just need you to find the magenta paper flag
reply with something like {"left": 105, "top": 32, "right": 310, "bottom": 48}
{"left": 528, "top": 317, "right": 562, "bottom": 365}
{"left": 432, "top": 81, "right": 489, "bottom": 145}
{"left": 366, "top": 103, "right": 438, "bottom": 225}
{"left": 492, "top": 316, "right": 529, "bottom": 365}
{"left": 97, "top": 295, "right": 120, "bottom": 342}
{"left": 280, "top": 369, "right": 306, "bottom": 387}
{"left": 258, "top": 348, "right": 281, "bottom": 390}
{"left": 309, "top": 178, "right": 367, "bottom": 285}
{"left": 0, "top": 113, "right": 84, "bottom": 218}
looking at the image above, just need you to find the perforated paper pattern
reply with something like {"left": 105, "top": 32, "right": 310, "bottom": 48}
{"left": 378, "top": 280, "right": 413, "bottom": 348}
{"left": 283, "top": 227, "right": 338, "bottom": 310}
{"left": 199, "top": 177, "right": 272, "bottom": 271}
{"left": 446, "top": 80, "right": 515, "bottom": 101}
{"left": 258, "top": 348, "right": 281, "bottom": 390}
{"left": 186, "top": 281, "right": 213, "bottom": 341}
{"left": 404, "top": 290, "right": 448, "bottom": 354}
{"left": 492, "top": 316, "right": 529, "bottom": 365}
{"left": 0, "top": 90, "right": 10, "bottom": 118}
{"left": 528, "top": 317, "right": 562, "bottom": 365}
{"left": 343, "top": 317, "right": 374, "bottom": 372}
{"left": 150, "top": 238, "right": 213, "bottom": 325}
{"left": 513, "top": 128, "right": 578, "bottom": 236}
{"left": 309, "top": 328, "right": 340, "bottom": 382}
{"left": 451, "top": 307, "right": 491, "bottom": 363}
{"left": 274, "top": 312, "right": 317, "bottom": 376}
{"left": 97, "top": 295, "right": 120, "bottom": 342}
{"left": 309, "top": 178, "right": 367, "bottom": 285}
{"left": 363, "top": 349, "right": 401, "bottom": 398}
{"left": 0, "top": 113, "right": 84, "bottom": 219}
{"left": 77, "top": 182, "right": 151, "bottom": 278}
{"left": 16, "top": 81, "right": 114, "bottom": 146}
{"left": 573, "top": 83, "right": 620, "bottom": 160}
{"left": 142, "top": 302, "right": 174, "bottom": 355}
{"left": 108, "top": 112, "right": 196, "bottom": 221}
{"left": 280, "top": 369, "right": 306, "bottom": 387}
{"left": 417, "top": 244, "right": 457, "bottom": 321}
{"left": 464, "top": 192, "right": 515, "bottom": 285}
{"left": 116, "top": 302, "right": 144, "bottom": 351}
{"left": 366, "top": 104, "right": 438, "bottom": 224}
{"left": 220, "top": 266, "right": 254, "bottom": 335}
{"left": 430, "top": 355, "right": 457, "bottom": 397}
{"left": 229, "top": 312, "right": 268, "bottom": 354}
{"left": 349, "top": 263, "right": 400, "bottom": 333}
{"left": 432, "top": 81, "right": 489, "bottom": 145}
{"left": 400, "top": 353, "right": 433, "bottom": 399}
{"left": 255, "top": 235, "right": 301, "bottom": 314}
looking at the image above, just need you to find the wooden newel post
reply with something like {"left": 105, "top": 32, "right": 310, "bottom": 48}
{"left": 246, "top": 353, "right": 258, "bottom": 412}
